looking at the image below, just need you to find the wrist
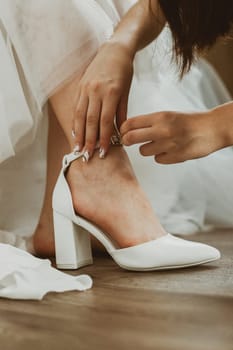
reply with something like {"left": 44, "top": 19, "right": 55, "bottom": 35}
{"left": 100, "top": 40, "right": 136, "bottom": 60}
{"left": 211, "top": 103, "right": 233, "bottom": 148}
{"left": 103, "top": 1, "right": 165, "bottom": 59}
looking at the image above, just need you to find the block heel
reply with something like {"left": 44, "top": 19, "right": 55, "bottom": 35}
{"left": 53, "top": 210, "right": 93, "bottom": 269}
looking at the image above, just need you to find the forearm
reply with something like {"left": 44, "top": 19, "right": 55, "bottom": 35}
{"left": 211, "top": 101, "right": 233, "bottom": 147}
{"left": 107, "top": 0, "right": 166, "bottom": 57}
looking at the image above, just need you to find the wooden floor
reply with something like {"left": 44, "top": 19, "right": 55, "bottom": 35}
{"left": 0, "top": 230, "right": 232, "bottom": 350}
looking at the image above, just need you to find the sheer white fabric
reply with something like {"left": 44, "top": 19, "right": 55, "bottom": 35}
{"left": 0, "top": 0, "right": 127, "bottom": 106}
{"left": 0, "top": 0, "right": 233, "bottom": 249}
{"left": 0, "top": 244, "right": 92, "bottom": 299}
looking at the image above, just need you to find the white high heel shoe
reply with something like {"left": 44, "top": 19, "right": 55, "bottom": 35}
{"left": 52, "top": 151, "right": 220, "bottom": 271}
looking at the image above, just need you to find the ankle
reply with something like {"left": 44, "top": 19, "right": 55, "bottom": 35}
{"left": 33, "top": 219, "right": 55, "bottom": 257}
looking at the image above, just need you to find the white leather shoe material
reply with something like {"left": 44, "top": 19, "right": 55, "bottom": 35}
{"left": 52, "top": 152, "right": 221, "bottom": 271}
{"left": 111, "top": 234, "right": 220, "bottom": 271}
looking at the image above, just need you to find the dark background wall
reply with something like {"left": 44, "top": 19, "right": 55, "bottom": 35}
{"left": 206, "top": 36, "right": 233, "bottom": 96}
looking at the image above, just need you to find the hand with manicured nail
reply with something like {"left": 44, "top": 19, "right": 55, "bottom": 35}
{"left": 72, "top": 42, "right": 134, "bottom": 160}
{"left": 70, "top": 0, "right": 166, "bottom": 161}
{"left": 121, "top": 106, "right": 233, "bottom": 164}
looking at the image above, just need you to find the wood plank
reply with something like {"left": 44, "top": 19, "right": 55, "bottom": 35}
{"left": 0, "top": 231, "right": 232, "bottom": 350}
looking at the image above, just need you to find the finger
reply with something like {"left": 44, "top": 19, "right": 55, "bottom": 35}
{"left": 84, "top": 95, "right": 102, "bottom": 158}
{"left": 156, "top": 144, "right": 209, "bottom": 164}
{"left": 155, "top": 151, "right": 187, "bottom": 164}
{"left": 71, "top": 86, "right": 81, "bottom": 138}
{"left": 73, "top": 93, "right": 89, "bottom": 151}
{"left": 99, "top": 96, "right": 119, "bottom": 156}
{"left": 116, "top": 94, "right": 129, "bottom": 129}
{"left": 140, "top": 140, "right": 175, "bottom": 157}
{"left": 120, "top": 114, "right": 154, "bottom": 136}
{"left": 122, "top": 128, "right": 155, "bottom": 146}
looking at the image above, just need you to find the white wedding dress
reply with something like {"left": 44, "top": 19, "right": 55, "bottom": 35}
{"left": 0, "top": 0, "right": 233, "bottom": 251}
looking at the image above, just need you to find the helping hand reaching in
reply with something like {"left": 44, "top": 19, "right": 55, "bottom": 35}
{"left": 121, "top": 104, "right": 233, "bottom": 164}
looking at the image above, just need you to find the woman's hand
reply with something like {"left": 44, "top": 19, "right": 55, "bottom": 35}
{"left": 71, "top": 0, "right": 165, "bottom": 160}
{"left": 72, "top": 42, "right": 134, "bottom": 159}
{"left": 121, "top": 109, "right": 231, "bottom": 164}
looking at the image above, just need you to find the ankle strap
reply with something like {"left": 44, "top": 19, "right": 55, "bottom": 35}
{"left": 63, "top": 122, "right": 122, "bottom": 169}
{"left": 62, "top": 142, "right": 101, "bottom": 169}
{"left": 62, "top": 151, "right": 84, "bottom": 169}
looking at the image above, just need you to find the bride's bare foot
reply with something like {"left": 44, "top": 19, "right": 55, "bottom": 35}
{"left": 67, "top": 146, "right": 166, "bottom": 248}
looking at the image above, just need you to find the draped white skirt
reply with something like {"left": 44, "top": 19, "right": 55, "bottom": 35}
{"left": 0, "top": 0, "right": 232, "bottom": 250}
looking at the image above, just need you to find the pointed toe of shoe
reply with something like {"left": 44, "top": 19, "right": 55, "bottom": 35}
{"left": 111, "top": 234, "right": 221, "bottom": 271}
{"left": 196, "top": 243, "right": 221, "bottom": 262}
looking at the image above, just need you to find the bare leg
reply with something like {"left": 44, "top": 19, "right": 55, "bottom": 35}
{"left": 33, "top": 107, "right": 69, "bottom": 256}
{"left": 34, "top": 73, "right": 166, "bottom": 256}
{"left": 33, "top": 107, "right": 106, "bottom": 256}
{"left": 48, "top": 75, "right": 166, "bottom": 249}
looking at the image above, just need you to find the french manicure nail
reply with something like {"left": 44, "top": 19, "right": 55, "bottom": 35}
{"left": 99, "top": 148, "right": 106, "bottom": 159}
{"left": 82, "top": 151, "right": 90, "bottom": 163}
{"left": 73, "top": 144, "right": 81, "bottom": 154}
